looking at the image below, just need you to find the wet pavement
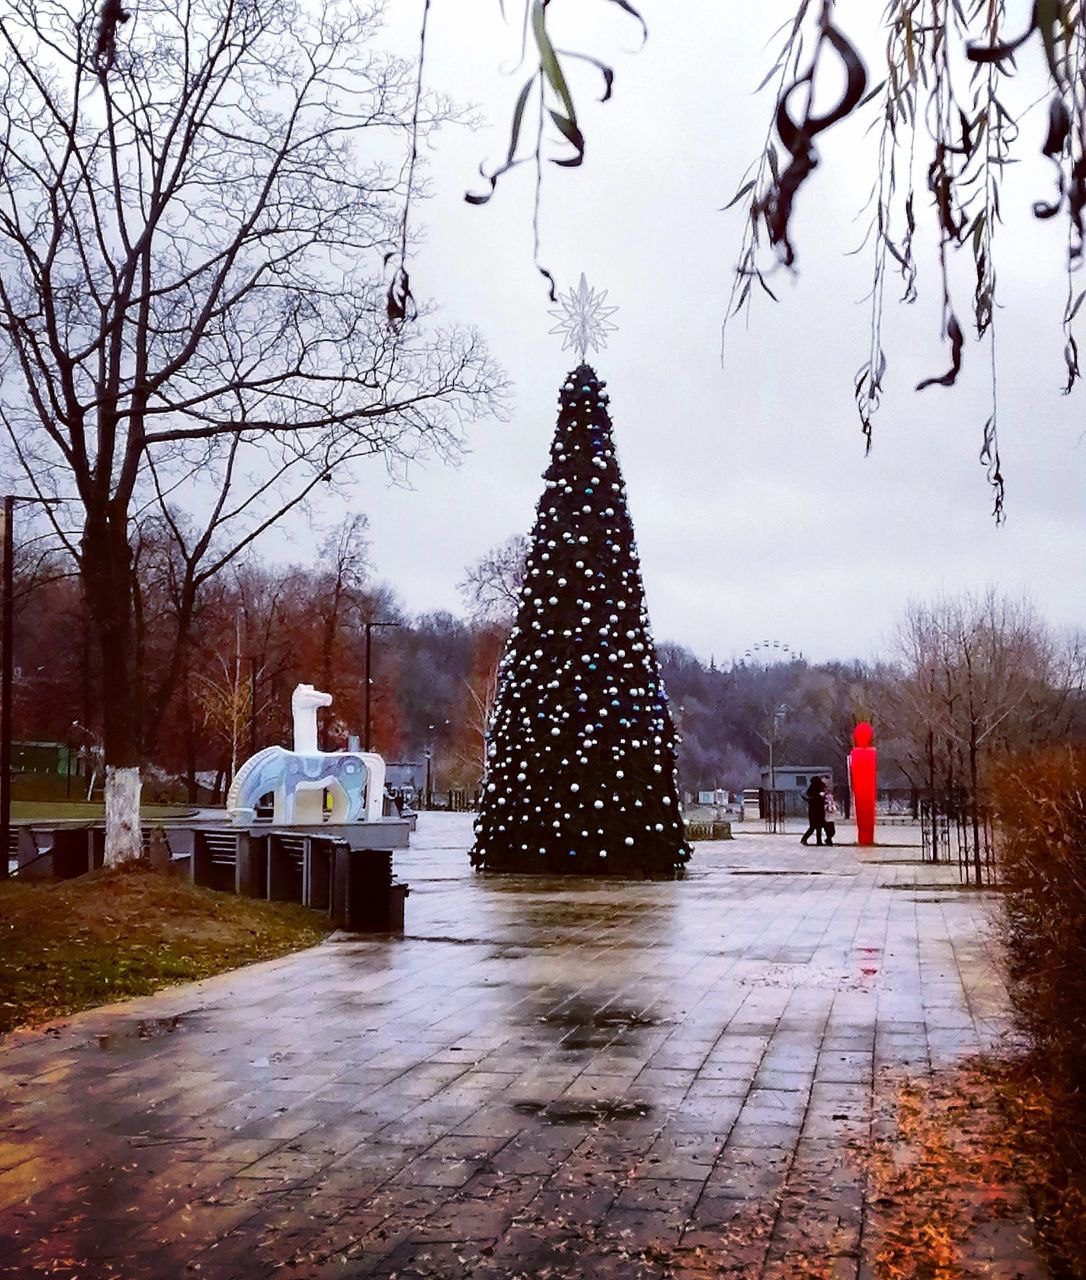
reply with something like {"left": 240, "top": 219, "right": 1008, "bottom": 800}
{"left": 0, "top": 815, "right": 1036, "bottom": 1278}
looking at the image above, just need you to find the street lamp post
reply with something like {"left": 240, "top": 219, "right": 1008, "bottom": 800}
{"left": 753, "top": 702, "right": 788, "bottom": 831}
{"left": 424, "top": 719, "right": 448, "bottom": 809}
{"left": 1, "top": 494, "right": 59, "bottom": 880}
{"left": 769, "top": 703, "right": 787, "bottom": 792}
{"left": 363, "top": 620, "right": 400, "bottom": 753}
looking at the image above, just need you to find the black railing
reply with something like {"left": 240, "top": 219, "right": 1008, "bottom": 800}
{"left": 919, "top": 790, "right": 995, "bottom": 885}
{"left": 414, "top": 789, "right": 480, "bottom": 812}
{"left": 760, "top": 789, "right": 788, "bottom": 833}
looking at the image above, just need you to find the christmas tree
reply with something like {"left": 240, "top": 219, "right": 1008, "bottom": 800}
{"left": 470, "top": 289, "right": 689, "bottom": 876}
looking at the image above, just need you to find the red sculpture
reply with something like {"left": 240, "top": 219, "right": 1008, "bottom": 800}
{"left": 848, "top": 721, "right": 877, "bottom": 846}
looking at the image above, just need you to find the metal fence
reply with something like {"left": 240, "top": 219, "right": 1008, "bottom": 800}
{"left": 919, "top": 791, "right": 996, "bottom": 885}
{"left": 760, "top": 789, "right": 789, "bottom": 833}
{"left": 414, "top": 789, "right": 479, "bottom": 813}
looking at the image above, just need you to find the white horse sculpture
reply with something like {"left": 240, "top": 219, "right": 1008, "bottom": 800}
{"left": 226, "top": 683, "right": 386, "bottom": 826}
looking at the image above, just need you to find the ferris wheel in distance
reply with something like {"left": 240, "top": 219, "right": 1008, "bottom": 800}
{"left": 738, "top": 639, "right": 804, "bottom": 666}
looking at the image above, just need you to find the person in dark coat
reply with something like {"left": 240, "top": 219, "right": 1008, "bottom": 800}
{"left": 801, "top": 776, "right": 827, "bottom": 846}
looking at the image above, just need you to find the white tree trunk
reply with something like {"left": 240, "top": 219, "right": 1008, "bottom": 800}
{"left": 104, "top": 766, "right": 143, "bottom": 865}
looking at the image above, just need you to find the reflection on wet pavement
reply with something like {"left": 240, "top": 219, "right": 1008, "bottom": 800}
{"left": 0, "top": 814, "right": 1037, "bottom": 1278}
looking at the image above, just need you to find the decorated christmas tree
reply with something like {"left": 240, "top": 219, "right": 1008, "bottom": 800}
{"left": 470, "top": 277, "right": 690, "bottom": 876}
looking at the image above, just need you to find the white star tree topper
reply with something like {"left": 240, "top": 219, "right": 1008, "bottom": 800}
{"left": 548, "top": 273, "right": 619, "bottom": 360}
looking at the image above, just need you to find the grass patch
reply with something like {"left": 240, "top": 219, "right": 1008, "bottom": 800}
{"left": 0, "top": 863, "right": 330, "bottom": 1035}
{"left": 11, "top": 801, "right": 198, "bottom": 820}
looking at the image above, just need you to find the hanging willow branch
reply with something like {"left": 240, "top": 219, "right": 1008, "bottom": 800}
{"left": 718, "top": 0, "right": 1085, "bottom": 518}
{"left": 853, "top": 0, "right": 926, "bottom": 454}
{"left": 465, "top": 0, "right": 645, "bottom": 298}
{"left": 722, "top": 4, "right": 814, "bottom": 330}
{"left": 460, "top": 2, "right": 1086, "bottom": 517}
{"left": 386, "top": 0, "right": 432, "bottom": 328}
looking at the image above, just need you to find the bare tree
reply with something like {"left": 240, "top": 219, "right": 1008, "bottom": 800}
{"left": 793, "top": 661, "right": 879, "bottom": 818}
{"left": 887, "top": 591, "right": 1084, "bottom": 882}
{"left": 0, "top": 0, "right": 504, "bottom": 860}
{"left": 447, "top": 624, "right": 507, "bottom": 789}
{"left": 314, "top": 514, "right": 371, "bottom": 696}
{"left": 192, "top": 610, "right": 249, "bottom": 784}
{"left": 457, "top": 534, "right": 528, "bottom": 623}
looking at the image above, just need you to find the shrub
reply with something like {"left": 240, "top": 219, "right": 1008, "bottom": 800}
{"left": 990, "top": 746, "right": 1086, "bottom": 1272}
{"left": 992, "top": 747, "right": 1086, "bottom": 1089}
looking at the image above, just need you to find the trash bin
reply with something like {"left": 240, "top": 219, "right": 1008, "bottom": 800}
{"left": 332, "top": 847, "right": 408, "bottom": 932}
{"left": 387, "top": 882, "right": 409, "bottom": 931}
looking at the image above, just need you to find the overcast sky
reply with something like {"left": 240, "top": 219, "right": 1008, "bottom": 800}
{"left": 293, "top": 0, "right": 1085, "bottom": 666}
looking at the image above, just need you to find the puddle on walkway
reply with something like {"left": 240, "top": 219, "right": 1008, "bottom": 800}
{"left": 91, "top": 1013, "right": 197, "bottom": 1052}
{"left": 736, "top": 962, "right": 877, "bottom": 991}
{"left": 727, "top": 869, "right": 829, "bottom": 877}
{"left": 533, "top": 995, "right": 662, "bottom": 1051}
{"left": 525, "top": 902, "right": 656, "bottom": 929}
{"left": 397, "top": 933, "right": 498, "bottom": 946}
{"left": 487, "top": 945, "right": 533, "bottom": 960}
{"left": 512, "top": 1098, "right": 652, "bottom": 1124}
{"left": 883, "top": 882, "right": 993, "bottom": 893}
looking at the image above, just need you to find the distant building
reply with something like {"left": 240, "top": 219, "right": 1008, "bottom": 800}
{"left": 13, "top": 741, "right": 76, "bottom": 775}
{"left": 759, "top": 764, "right": 836, "bottom": 817}
{"left": 385, "top": 761, "right": 426, "bottom": 793}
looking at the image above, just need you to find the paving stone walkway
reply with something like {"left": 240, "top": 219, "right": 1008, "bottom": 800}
{"left": 0, "top": 815, "right": 1040, "bottom": 1278}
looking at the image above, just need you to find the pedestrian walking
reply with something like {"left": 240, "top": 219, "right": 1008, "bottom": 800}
{"left": 823, "top": 785, "right": 837, "bottom": 846}
{"left": 800, "top": 776, "right": 826, "bottom": 846}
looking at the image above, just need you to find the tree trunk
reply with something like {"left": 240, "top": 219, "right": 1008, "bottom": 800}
{"left": 185, "top": 707, "right": 198, "bottom": 805}
{"left": 925, "top": 731, "right": 938, "bottom": 861}
{"left": 81, "top": 509, "right": 143, "bottom": 865}
{"left": 105, "top": 766, "right": 142, "bottom": 862}
{"left": 969, "top": 729, "right": 983, "bottom": 888}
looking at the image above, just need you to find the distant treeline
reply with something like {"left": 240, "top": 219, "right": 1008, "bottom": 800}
{"left": 10, "top": 526, "right": 1083, "bottom": 803}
